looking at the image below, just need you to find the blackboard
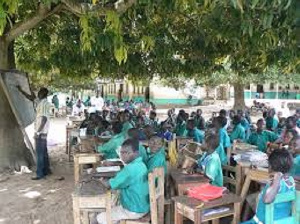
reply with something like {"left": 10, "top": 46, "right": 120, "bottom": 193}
{"left": 0, "top": 70, "right": 36, "bottom": 127}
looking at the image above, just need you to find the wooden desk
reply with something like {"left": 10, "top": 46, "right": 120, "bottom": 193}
{"left": 170, "top": 169, "right": 209, "bottom": 195}
{"left": 74, "top": 153, "right": 102, "bottom": 184}
{"left": 176, "top": 137, "right": 193, "bottom": 151}
{"left": 68, "top": 116, "right": 85, "bottom": 127}
{"left": 73, "top": 177, "right": 115, "bottom": 224}
{"left": 66, "top": 125, "right": 77, "bottom": 154}
{"left": 173, "top": 193, "right": 242, "bottom": 224}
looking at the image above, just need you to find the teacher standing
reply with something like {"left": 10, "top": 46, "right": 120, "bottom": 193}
{"left": 17, "top": 86, "right": 51, "bottom": 180}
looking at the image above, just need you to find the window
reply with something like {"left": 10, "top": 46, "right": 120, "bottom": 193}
{"left": 245, "top": 85, "right": 250, "bottom": 90}
{"left": 257, "top": 85, "right": 264, "bottom": 93}
{"left": 286, "top": 84, "right": 290, "bottom": 90}
{"left": 295, "top": 85, "right": 299, "bottom": 90}
{"left": 270, "top": 83, "right": 274, "bottom": 90}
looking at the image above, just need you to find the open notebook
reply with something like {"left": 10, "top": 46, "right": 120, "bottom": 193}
{"left": 96, "top": 166, "right": 121, "bottom": 173}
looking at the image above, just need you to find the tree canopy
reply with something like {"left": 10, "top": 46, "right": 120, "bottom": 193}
{"left": 0, "top": 0, "right": 299, "bottom": 97}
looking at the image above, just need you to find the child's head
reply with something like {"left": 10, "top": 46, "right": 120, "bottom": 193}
{"left": 177, "top": 114, "right": 184, "bottom": 124}
{"left": 128, "top": 128, "right": 139, "bottom": 139}
{"left": 286, "top": 116, "right": 297, "bottom": 130}
{"left": 256, "top": 118, "right": 265, "bottom": 132}
{"left": 102, "top": 110, "right": 109, "bottom": 118}
{"left": 232, "top": 115, "right": 242, "bottom": 126}
{"left": 112, "top": 122, "right": 123, "bottom": 134}
{"left": 268, "top": 149, "right": 293, "bottom": 174}
{"left": 213, "top": 116, "right": 227, "bottom": 129}
{"left": 229, "top": 110, "right": 236, "bottom": 119}
{"left": 190, "top": 111, "right": 197, "bottom": 118}
{"left": 219, "top": 109, "right": 227, "bottom": 117}
{"left": 296, "top": 108, "right": 300, "bottom": 119}
{"left": 149, "top": 111, "right": 157, "bottom": 120}
{"left": 162, "top": 122, "right": 171, "bottom": 131}
{"left": 120, "top": 138, "right": 140, "bottom": 164}
{"left": 267, "top": 108, "right": 276, "bottom": 117}
{"left": 196, "top": 109, "right": 202, "bottom": 116}
{"left": 186, "top": 119, "right": 195, "bottom": 130}
{"left": 289, "top": 135, "right": 300, "bottom": 155}
{"left": 144, "top": 125, "right": 155, "bottom": 139}
{"left": 203, "top": 129, "right": 219, "bottom": 153}
{"left": 148, "top": 136, "right": 163, "bottom": 154}
{"left": 136, "top": 116, "right": 145, "bottom": 128}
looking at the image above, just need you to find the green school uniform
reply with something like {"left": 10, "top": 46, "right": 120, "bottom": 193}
{"left": 290, "top": 155, "right": 300, "bottom": 176}
{"left": 97, "top": 133, "right": 125, "bottom": 159}
{"left": 230, "top": 123, "right": 246, "bottom": 143}
{"left": 219, "top": 127, "right": 231, "bottom": 149}
{"left": 197, "top": 151, "right": 223, "bottom": 187}
{"left": 184, "top": 128, "right": 204, "bottom": 143}
{"left": 146, "top": 147, "right": 167, "bottom": 174}
{"left": 175, "top": 121, "right": 187, "bottom": 137}
{"left": 122, "top": 121, "right": 134, "bottom": 134}
{"left": 139, "top": 143, "right": 148, "bottom": 164}
{"left": 265, "top": 117, "right": 278, "bottom": 131}
{"left": 297, "top": 118, "right": 300, "bottom": 128}
{"left": 247, "top": 130, "right": 278, "bottom": 152}
{"left": 109, "top": 157, "right": 150, "bottom": 213}
{"left": 216, "top": 144, "right": 227, "bottom": 165}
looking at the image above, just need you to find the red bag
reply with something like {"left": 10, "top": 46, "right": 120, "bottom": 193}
{"left": 187, "top": 183, "right": 226, "bottom": 202}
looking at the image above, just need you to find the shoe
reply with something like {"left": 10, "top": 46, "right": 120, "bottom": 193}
{"left": 31, "top": 176, "right": 43, "bottom": 180}
{"left": 45, "top": 170, "right": 52, "bottom": 176}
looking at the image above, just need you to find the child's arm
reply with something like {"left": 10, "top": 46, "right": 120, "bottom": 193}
{"left": 263, "top": 172, "right": 282, "bottom": 204}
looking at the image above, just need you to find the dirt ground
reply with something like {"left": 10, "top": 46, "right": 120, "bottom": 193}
{"left": 0, "top": 117, "right": 75, "bottom": 224}
{"left": 0, "top": 103, "right": 286, "bottom": 224}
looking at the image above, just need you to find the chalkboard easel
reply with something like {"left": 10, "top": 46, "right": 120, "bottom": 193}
{"left": 0, "top": 70, "right": 36, "bottom": 163}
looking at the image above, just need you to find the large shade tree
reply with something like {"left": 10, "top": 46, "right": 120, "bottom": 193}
{"left": 130, "top": 0, "right": 300, "bottom": 109}
{"left": 0, "top": 0, "right": 136, "bottom": 170}
{"left": 0, "top": 0, "right": 299, "bottom": 170}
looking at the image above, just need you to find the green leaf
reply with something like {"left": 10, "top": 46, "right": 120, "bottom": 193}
{"left": 114, "top": 45, "right": 128, "bottom": 65}
{"left": 140, "top": 35, "right": 155, "bottom": 52}
{"left": 0, "top": 6, "right": 7, "bottom": 35}
{"left": 251, "top": 0, "right": 260, "bottom": 9}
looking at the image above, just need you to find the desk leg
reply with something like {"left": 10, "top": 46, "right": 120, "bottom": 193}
{"left": 212, "top": 220, "right": 219, "bottom": 224}
{"left": 74, "top": 156, "right": 80, "bottom": 184}
{"left": 233, "top": 202, "right": 241, "bottom": 224}
{"left": 174, "top": 203, "right": 183, "bottom": 224}
{"left": 194, "top": 210, "right": 202, "bottom": 224}
{"left": 66, "top": 129, "right": 69, "bottom": 154}
{"left": 73, "top": 196, "right": 81, "bottom": 224}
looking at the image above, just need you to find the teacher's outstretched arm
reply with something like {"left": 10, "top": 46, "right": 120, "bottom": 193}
{"left": 16, "top": 85, "right": 36, "bottom": 101}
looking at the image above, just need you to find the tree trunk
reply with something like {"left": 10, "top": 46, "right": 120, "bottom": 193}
{"left": 145, "top": 86, "right": 150, "bottom": 102}
{"left": 233, "top": 83, "right": 246, "bottom": 110}
{"left": 0, "top": 38, "right": 33, "bottom": 171}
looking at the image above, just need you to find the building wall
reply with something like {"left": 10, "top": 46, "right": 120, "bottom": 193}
{"left": 241, "top": 83, "right": 300, "bottom": 100}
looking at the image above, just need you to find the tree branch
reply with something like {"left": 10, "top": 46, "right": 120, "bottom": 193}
{"left": 61, "top": 0, "right": 136, "bottom": 16}
{"left": 114, "top": 0, "right": 136, "bottom": 14}
{"left": 5, "top": 3, "right": 64, "bottom": 43}
{"left": 5, "top": 0, "right": 136, "bottom": 42}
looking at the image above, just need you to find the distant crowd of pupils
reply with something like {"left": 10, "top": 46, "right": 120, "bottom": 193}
{"left": 79, "top": 106, "right": 300, "bottom": 224}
